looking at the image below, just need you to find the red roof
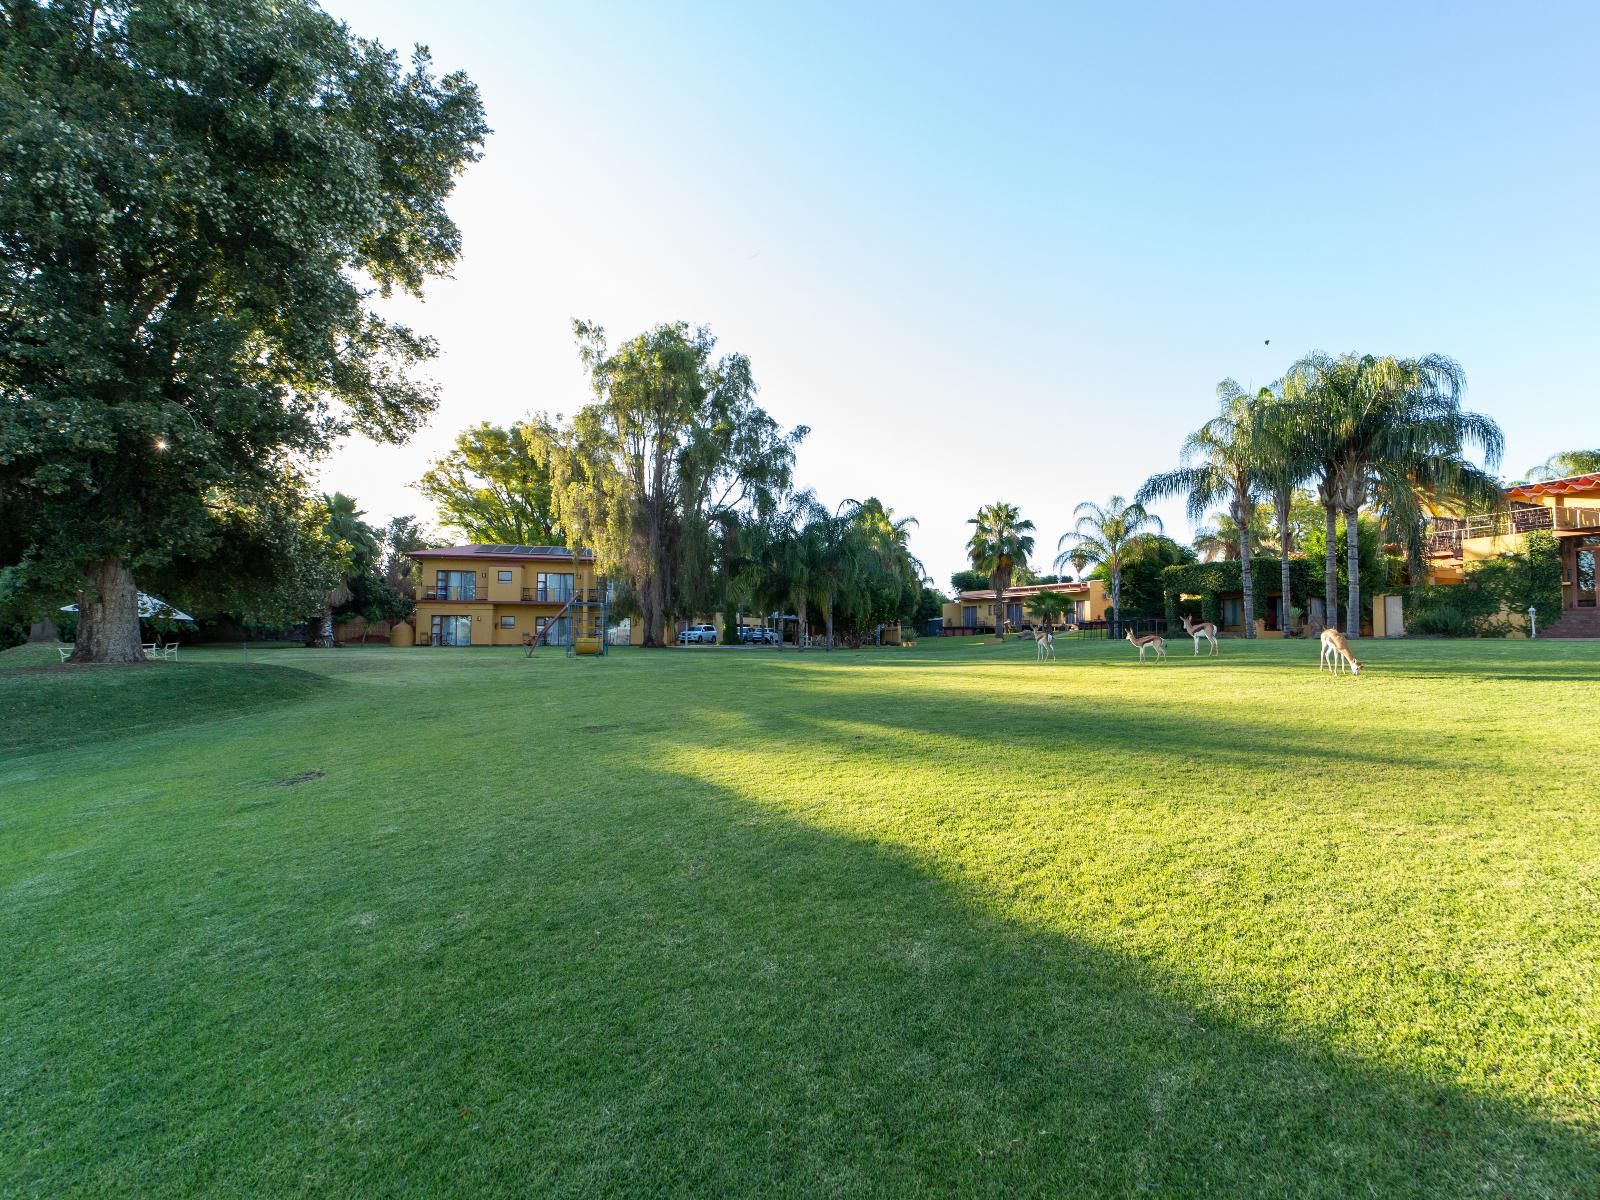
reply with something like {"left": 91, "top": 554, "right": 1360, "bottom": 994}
{"left": 406, "top": 544, "right": 593, "bottom": 562}
{"left": 1506, "top": 472, "right": 1600, "bottom": 499}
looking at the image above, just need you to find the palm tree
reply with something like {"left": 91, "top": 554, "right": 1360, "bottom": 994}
{"left": 1285, "top": 352, "right": 1501, "bottom": 638}
{"left": 1136, "top": 380, "right": 1264, "bottom": 637}
{"left": 1055, "top": 496, "right": 1162, "bottom": 631}
{"left": 1191, "top": 503, "right": 1273, "bottom": 562}
{"left": 1253, "top": 388, "right": 1313, "bottom": 632}
{"left": 966, "top": 502, "right": 1035, "bottom": 639}
{"left": 1528, "top": 450, "right": 1600, "bottom": 481}
{"left": 309, "top": 493, "right": 379, "bottom": 647}
{"left": 1026, "top": 588, "right": 1074, "bottom": 629}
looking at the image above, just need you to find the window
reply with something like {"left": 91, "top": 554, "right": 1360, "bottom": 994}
{"left": 536, "top": 572, "right": 574, "bottom": 602}
{"left": 499, "top": 615, "right": 516, "bottom": 628}
{"left": 1222, "top": 597, "right": 1243, "bottom": 628}
{"left": 497, "top": 570, "right": 513, "bottom": 583}
{"left": 535, "top": 615, "right": 570, "bottom": 645}
{"left": 433, "top": 569, "right": 476, "bottom": 600}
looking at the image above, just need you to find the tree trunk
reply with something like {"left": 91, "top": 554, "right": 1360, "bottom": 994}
{"left": 1323, "top": 504, "right": 1338, "bottom": 632}
{"left": 1111, "top": 572, "right": 1121, "bottom": 637}
{"left": 638, "top": 568, "right": 665, "bottom": 647}
{"left": 994, "top": 584, "right": 1007, "bottom": 640}
{"left": 307, "top": 605, "right": 336, "bottom": 648}
{"left": 1238, "top": 511, "right": 1256, "bottom": 639}
{"left": 68, "top": 560, "right": 146, "bottom": 664}
{"left": 797, "top": 596, "right": 808, "bottom": 650}
{"left": 1345, "top": 505, "right": 1361, "bottom": 639}
{"left": 1277, "top": 492, "right": 1294, "bottom": 635}
{"left": 825, "top": 593, "right": 834, "bottom": 650}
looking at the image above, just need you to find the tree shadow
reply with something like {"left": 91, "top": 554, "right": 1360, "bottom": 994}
{"left": 345, "top": 763, "right": 1600, "bottom": 1194}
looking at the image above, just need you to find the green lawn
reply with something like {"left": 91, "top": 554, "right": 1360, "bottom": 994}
{"left": 3, "top": 636, "right": 1598, "bottom": 1197}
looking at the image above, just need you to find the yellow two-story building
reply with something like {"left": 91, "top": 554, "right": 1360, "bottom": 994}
{"left": 406, "top": 544, "right": 601, "bottom": 648}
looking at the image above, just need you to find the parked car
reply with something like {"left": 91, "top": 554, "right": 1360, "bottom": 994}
{"left": 678, "top": 624, "right": 718, "bottom": 644}
{"left": 740, "top": 627, "right": 778, "bottom": 644}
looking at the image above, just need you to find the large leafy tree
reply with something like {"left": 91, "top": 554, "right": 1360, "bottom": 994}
{"left": 966, "top": 502, "right": 1035, "bottom": 639}
{"left": 551, "top": 321, "right": 805, "bottom": 646}
{"left": 1284, "top": 352, "right": 1501, "bottom": 637}
{"left": 1057, "top": 496, "right": 1162, "bottom": 627}
{"left": 0, "top": 0, "right": 487, "bottom": 662}
{"left": 1137, "top": 380, "right": 1267, "bottom": 637}
{"left": 416, "top": 419, "right": 561, "bottom": 545}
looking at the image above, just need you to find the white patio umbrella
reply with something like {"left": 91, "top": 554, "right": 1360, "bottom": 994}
{"left": 61, "top": 592, "right": 195, "bottom": 622}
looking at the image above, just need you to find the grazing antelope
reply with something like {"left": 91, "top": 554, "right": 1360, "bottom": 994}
{"left": 1124, "top": 628, "right": 1166, "bottom": 664}
{"left": 1033, "top": 626, "right": 1055, "bottom": 661}
{"left": 1319, "top": 628, "right": 1362, "bottom": 676}
{"left": 1180, "top": 614, "right": 1219, "bottom": 657}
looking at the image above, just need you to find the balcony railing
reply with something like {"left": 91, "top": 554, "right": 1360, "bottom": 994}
{"left": 1424, "top": 506, "right": 1600, "bottom": 559}
{"left": 522, "top": 587, "right": 575, "bottom": 603}
{"left": 421, "top": 587, "right": 479, "bottom": 601}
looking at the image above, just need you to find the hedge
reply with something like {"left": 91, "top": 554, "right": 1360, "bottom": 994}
{"left": 1160, "top": 559, "right": 1311, "bottom": 626}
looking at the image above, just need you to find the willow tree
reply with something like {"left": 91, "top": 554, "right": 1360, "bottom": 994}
{"left": 0, "top": 0, "right": 487, "bottom": 662}
{"left": 552, "top": 321, "right": 805, "bottom": 646}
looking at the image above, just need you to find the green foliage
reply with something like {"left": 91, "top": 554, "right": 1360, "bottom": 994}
{"left": 1527, "top": 450, "right": 1600, "bottom": 482}
{"left": 1299, "top": 514, "right": 1397, "bottom": 615}
{"left": 966, "top": 503, "right": 1035, "bottom": 605}
{"left": 1160, "top": 558, "right": 1311, "bottom": 620}
{"left": 416, "top": 420, "right": 561, "bottom": 545}
{"left": 1025, "top": 589, "right": 1075, "bottom": 627}
{"left": 551, "top": 321, "right": 805, "bottom": 645}
{"left": 1094, "top": 535, "right": 1195, "bottom": 620}
{"left": 950, "top": 570, "right": 990, "bottom": 593}
{"left": 1056, "top": 496, "right": 1163, "bottom": 618}
{"left": 1405, "top": 531, "right": 1563, "bottom": 637}
{"left": 0, "top": 0, "right": 487, "bottom": 655}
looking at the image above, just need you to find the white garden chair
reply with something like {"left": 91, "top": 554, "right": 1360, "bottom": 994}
{"left": 142, "top": 643, "right": 160, "bottom": 660}
{"left": 162, "top": 643, "right": 179, "bottom": 660}
{"left": 57, "top": 646, "right": 72, "bottom": 663}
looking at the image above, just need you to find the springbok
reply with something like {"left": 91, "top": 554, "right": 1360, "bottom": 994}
{"left": 1033, "top": 625, "right": 1055, "bottom": 661}
{"left": 1180, "top": 614, "right": 1219, "bottom": 657}
{"left": 1124, "top": 628, "right": 1166, "bottom": 664}
{"left": 1319, "top": 628, "right": 1362, "bottom": 675}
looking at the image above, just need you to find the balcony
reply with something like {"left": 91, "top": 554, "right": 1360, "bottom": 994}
{"left": 1423, "top": 506, "right": 1600, "bottom": 560}
{"left": 420, "top": 587, "right": 480, "bottom": 602}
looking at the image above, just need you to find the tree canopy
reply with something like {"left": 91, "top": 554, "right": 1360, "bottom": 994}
{"left": 0, "top": 0, "right": 488, "bottom": 661}
{"left": 550, "top": 321, "right": 806, "bottom": 646}
{"left": 417, "top": 420, "right": 561, "bottom": 546}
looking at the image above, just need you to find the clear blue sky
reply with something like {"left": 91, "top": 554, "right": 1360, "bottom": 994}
{"left": 320, "top": 0, "right": 1599, "bottom": 589}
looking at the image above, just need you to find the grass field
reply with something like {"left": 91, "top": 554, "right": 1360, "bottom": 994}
{"left": 3, "top": 635, "right": 1599, "bottom": 1197}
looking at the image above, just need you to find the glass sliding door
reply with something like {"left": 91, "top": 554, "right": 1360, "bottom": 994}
{"left": 430, "top": 615, "right": 472, "bottom": 646}
{"left": 1577, "top": 544, "right": 1597, "bottom": 608}
{"left": 433, "top": 570, "right": 476, "bottom": 601}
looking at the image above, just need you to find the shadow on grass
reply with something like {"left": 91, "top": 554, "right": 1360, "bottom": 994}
{"left": 10, "top": 757, "right": 1595, "bottom": 1197}
{"left": 713, "top": 666, "right": 1454, "bottom": 777}
{"left": 0, "top": 662, "right": 338, "bottom": 758}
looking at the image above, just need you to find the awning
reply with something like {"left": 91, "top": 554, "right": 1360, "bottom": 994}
{"left": 62, "top": 592, "right": 195, "bottom": 622}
